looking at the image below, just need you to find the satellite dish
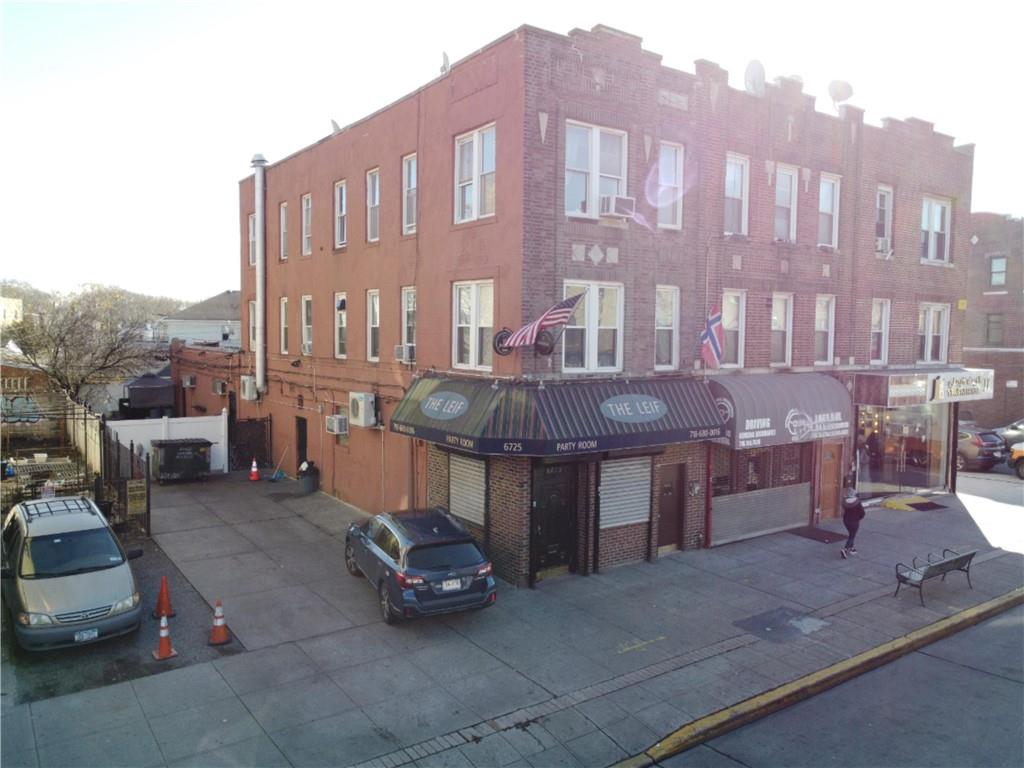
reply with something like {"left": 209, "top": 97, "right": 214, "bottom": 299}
{"left": 330, "top": 119, "right": 341, "bottom": 136}
{"left": 828, "top": 80, "right": 854, "bottom": 105}
{"left": 744, "top": 60, "right": 766, "bottom": 97}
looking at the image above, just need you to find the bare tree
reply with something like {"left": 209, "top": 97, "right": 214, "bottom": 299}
{"left": 6, "top": 286, "right": 163, "bottom": 402}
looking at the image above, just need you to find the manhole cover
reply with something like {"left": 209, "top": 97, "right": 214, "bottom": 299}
{"left": 733, "top": 606, "right": 829, "bottom": 643}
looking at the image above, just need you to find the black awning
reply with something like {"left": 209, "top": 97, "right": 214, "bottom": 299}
{"left": 707, "top": 373, "right": 853, "bottom": 449}
{"left": 389, "top": 375, "right": 724, "bottom": 457}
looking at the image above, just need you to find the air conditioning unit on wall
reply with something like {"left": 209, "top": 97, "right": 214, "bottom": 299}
{"left": 875, "top": 236, "right": 891, "bottom": 254}
{"left": 181, "top": 375, "right": 196, "bottom": 388}
{"left": 599, "top": 194, "right": 635, "bottom": 218}
{"left": 394, "top": 343, "right": 416, "bottom": 363}
{"left": 240, "top": 375, "right": 258, "bottom": 401}
{"left": 349, "top": 392, "right": 377, "bottom": 428}
{"left": 326, "top": 414, "right": 349, "bottom": 435}
{"left": 212, "top": 380, "right": 228, "bottom": 396}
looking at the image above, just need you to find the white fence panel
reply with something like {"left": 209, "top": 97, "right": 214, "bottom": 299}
{"left": 108, "top": 409, "right": 229, "bottom": 473}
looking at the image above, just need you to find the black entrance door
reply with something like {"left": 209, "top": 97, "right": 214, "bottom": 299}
{"left": 296, "top": 416, "right": 308, "bottom": 470}
{"left": 532, "top": 463, "right": 578, "bottom": 575}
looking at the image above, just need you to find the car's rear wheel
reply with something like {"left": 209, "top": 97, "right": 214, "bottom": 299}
{"left": 344, "top": 543, "right": 362, "bottom": 577}
{"left": 1016, "top": 461, "right": 1024, "bottom": 480}
{"left": 379, "top": 582, "right": 397, "bottom": 625}
{"left": 956, "top": 452, "right": 967, "bottom": 471}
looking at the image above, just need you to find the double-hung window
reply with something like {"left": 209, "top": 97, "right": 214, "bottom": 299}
{"left": 563, "top": 281, "right": 623, "bottom": 373}
{"left": 401, "top": 287, "right": 416, "bottom": 349}
{"left": 724, "top": 154, "right": 749, "bottom": 235}
{"left": 773, "top": 166, "right": 798, "bottom": 242}
{"left": 876, "top": 185, "right": 893, "bottom": 253}
{"left": 367, "top": 290, "right": 380, "bottom": 362}
{"left": 814, "top": 295, "right": 835, "bottom": 365}
{"left": 985, "top": 313, "right": 1004, "bottom": 346}
{"left": 870, "top": 299, "right": 889, "bottom": 364}
{"left": 301, "top": 193, "right": 312, "bottom": 255}
{"left": 280, "top": 297, "right": 289, "bottom": 354}
{"left": 565, "top": 121, "right": 627, "bottom": 217}
{"left": 248, "top": 301, "right": 257, "bottom": 350}
{"left": 990, "top": 255, "right": 1006, "bottom": 286}
{"left": 770, "top": 293, "right": 792, "bottom": 366}
{"left": 279, "top": 203, "right": 288, "bottom": 260}
{"left": 366, "top": 169, "right": 380, "bottom": 243}
{"left": 920, "top": 197, "right": 950, "bottom": 263}
{"left": 917, "top": 303, "right": 949, "bottom": 363}
{"left": 657, "top": 142, "right": 684, "bottom": 229}
{"left": 721, "top": 290, "right": 745, "bottom": 367}
{"left": 455, "top": 125, "right": 495, "bottom": 223}
{"left": 655, "top": 286, "right": 679, "bottom": 369}
{"left": 301, "top": 296, "right": 312, "bottom": 355}
{"left": 818, "top": 173, "right": 840, "bottom": 248}
{"left": 453, "top": 281, "right": 493, "bottom": 370}
{"left": 334, "top": 181, "right": 347, "bottom": 247}
{"left": 248, "top": 214, "right": 256, "bottom": 265}
{"left": 403, "top": 154, "right": 417, "bottom": 234}
{"left": 334, "top": 293, "right": 347, "bottom": 358}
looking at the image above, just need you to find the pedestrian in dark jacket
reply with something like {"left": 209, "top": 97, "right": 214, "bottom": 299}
{"left": 841, "top": 487, "right": 865, "bottom": 559}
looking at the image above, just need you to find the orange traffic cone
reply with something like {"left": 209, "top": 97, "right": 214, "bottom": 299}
{"left": 152, "top": 575, "right": 175, "bottom": 619}
{"left": 249, "top": 458, "right": 260, "bottom": 481}
{"left": 152, "top": 615, "right": 178, "bottom": 660}
{"left": 208, "top": 600, "right": 231, "bottom": 646}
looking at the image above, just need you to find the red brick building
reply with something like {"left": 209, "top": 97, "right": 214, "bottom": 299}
{"left": 172, "top": 24, "right": 989, "bottom": 586}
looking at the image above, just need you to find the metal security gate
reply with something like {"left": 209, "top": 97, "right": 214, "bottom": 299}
{"left": 230, "top": 416, "right": 271, "bottom": 470}
{"left": 449, "top": 455, "right": 486, "bottom": 526}
{"left": 599, "top": 457, "right": 652, "bottom": 529}
{"left": 710, "top": 483, "right": 811, "bottom": 546}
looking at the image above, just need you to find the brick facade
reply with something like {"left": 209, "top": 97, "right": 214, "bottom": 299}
{"left": 486, "top": 456, "right": 531, "bottom": 586}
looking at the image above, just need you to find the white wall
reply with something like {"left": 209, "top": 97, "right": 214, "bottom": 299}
{"left": 156, "top": 319, "right": 241, "bottom": 346}
{"left": 107, "top": 409, "right": 229, "bottom": 473}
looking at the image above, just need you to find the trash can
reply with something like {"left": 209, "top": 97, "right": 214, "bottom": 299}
{"left": 151, "top": 439, "right": 212, "bottom": 482}
{"left": 297, "top": 461, "right": 319, "bottom": 495}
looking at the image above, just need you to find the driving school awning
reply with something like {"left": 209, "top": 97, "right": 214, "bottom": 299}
{"left": 389, "top": 374, "right": 724, "bottom": 457}
{"left": 707, "top": 373, "right": 853, "bottom": 449}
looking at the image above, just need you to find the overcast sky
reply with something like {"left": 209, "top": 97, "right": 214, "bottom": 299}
{"left": 1, "top": 0, "right": 1019, "bottom": 302}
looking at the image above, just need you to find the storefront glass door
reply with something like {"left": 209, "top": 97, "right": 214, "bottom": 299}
{"left": 856, "top": 404, "right": 949, "bottom": 498}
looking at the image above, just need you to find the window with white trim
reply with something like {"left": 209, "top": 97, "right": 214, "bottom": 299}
{"left": 563, "top": 281, "right": 623, "bottom": 373}
{"left": 920, "top": 197, "right": 950, "bottom": 263}
{"left": 870, "top": 299, "right": 889, "bottom": 364}
{"left": 301, "top": 296, "right": 312, "bottom": 355}
{"left": 721, "top": 290, "right": 745, "bottom": 367}
{"left": 401, "top": 287, "right": 416, "bottom": 347}
{"left": 565, "top": 121, "right": 627, "bottom": 218}
{"left": 367, "top": 290, "right": 380, "bottom": 361}
{"left": 818, "top": 173, "right": 840, "bottom": 248}
{"left": 990, "top": 255, "right": 1006, "bottom": 286}
{"left": 334, "top": 181, "right": 347, "bottom": 248}
{"left": 773, "top": 166, "right": 798, "bottom": 242}
{"left": 724, "top": 153, "right": 749, "bottom": 236}
{"left": 279, "top": 202, "right": 288, "bottom": 260}
{"left": 917, "top": 303, "right": 949, "bottom": 363}
{"left": 301, "top": 193, "right": 312, "bottom": 255}
{"left": 770, "top": 293, "right": 792, "bottom": 366}
{"left": 455, "top": 124, "right": 495, "bottom": 223}
{"left": 248, "top": 301, "right": 256, "bottom": 350}
{"left": 403, "top": 154, "right": 417, "bottom": 234}
{"left": 875, "top": 186, "right": 893, "bottom": 253}
{"left": 366, "top": 169, "right": 380, "bottom": 243}
{"left": 657, "top": 142, "right": 684, "bottom": 229}
{"left": 280, "top": 297, "right": 289, "bottom": 354}
{"left": 814, "top": 295, "right": 835, "bottom": 365}
{"left": 655, "top": 286, "right": 679, "bottom": 369}
{"left": 248, "top": 214, "right": 256, "bottom": 265}
{"left": 453, "top": 281, "right": 493, "bottom": 370}
{"left": 334, "top": 293, "right": 347, "bottom": 358}
{"left": 985, "top": 313, "right": 1004, "bottom": 346}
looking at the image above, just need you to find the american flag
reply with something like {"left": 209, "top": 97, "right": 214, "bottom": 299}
{"left": 700, "top": 304, "right": 725, "bottom": 368}
{"left": 505, "top": 293, "right": 586, "bottom": 348}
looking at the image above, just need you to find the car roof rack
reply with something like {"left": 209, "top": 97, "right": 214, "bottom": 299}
{"left": 22, "top": 497, "right": 96, "bottom": 520}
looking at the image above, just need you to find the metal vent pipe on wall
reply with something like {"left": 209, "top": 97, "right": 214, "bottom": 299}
{"left": 252, "top": 154, "right": 268, "bottom": 392}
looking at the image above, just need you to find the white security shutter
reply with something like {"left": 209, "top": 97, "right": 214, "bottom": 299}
{"left": 710, "top": 483, "right": 810, "bottom": 546}
{"left": 449, "top": 455, "right": 485, "bottom": 526}
{"left": 599, "top": 457, "right": 652, "bottom": 529}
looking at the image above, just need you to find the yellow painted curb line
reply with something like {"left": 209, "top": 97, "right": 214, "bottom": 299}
{"left": 610, "top": 587, "right": 1024, "bottom": 768}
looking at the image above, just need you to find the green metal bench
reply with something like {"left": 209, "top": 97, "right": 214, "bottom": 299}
{"left": 894, "top": 548, "right": 976, "bottom": 607}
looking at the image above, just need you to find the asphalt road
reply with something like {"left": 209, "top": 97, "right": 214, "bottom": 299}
{"left": 958, "top": 464, "right": 1023, "bottom": 507}
{"left": 662, "top": 604, "right": 1024, "bottom": 768}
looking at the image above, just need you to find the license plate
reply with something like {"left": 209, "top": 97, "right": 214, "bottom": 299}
{"left": 441, "top": 578, "right": 461, "bottom": 592}
{"left": 74, "top": 628, "right": 98, "bottom": 643}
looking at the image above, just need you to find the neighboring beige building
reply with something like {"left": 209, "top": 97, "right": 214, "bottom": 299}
{"left": 1, "top": 297, "right": 23, "bottom": 328}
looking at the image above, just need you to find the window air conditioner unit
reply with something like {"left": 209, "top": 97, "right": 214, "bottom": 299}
{"left": 875, "top": 237, "right": 891, "bottom": 254}
{"left": 349, "top": 392, "right": 377, "bottom": 428}
{"left": 240, "top": 375, "right": 258, "bottom": 401}
{"left": 394, "top": 343, "right": 416, "bottom": 363}
{"left": 212, "top": 380, "right": 228, "bottom": 396}
{"left": 182, "top": 375, "right": 196, "bottom": 389}
{"left": 599, "top": 194, "right": 636, "bottom": 219}
{"left": 302, "top": 341, "right": 312, "bottom": 355}
{"left": 325, "top": 414, "right": 349, "bottom": 435}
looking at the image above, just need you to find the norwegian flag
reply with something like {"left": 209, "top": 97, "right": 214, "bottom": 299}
{"left": 700, "top": 304, "right": 725, "bottom": 368}
{"left": 505, "top": 293, "right": 586, "bottom": 348}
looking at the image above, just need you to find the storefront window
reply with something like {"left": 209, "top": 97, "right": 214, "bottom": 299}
{"left": 855, "top": 404, "right": 949, "bottom": 498}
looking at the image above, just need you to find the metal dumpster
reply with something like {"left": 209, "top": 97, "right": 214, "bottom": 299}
{"left": 151, "top": 438, "right": 212, "bottom": 482}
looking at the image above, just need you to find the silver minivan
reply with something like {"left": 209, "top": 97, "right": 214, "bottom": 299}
{"left": 1, "top": 497, "right": 143, "bottom": 651}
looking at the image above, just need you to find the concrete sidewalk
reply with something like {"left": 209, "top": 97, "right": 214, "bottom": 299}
{"left": 3, "top": 474, "right": 1022, "bottom": 768}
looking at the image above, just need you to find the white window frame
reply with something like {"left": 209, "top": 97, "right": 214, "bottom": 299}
{"left": 814, "top": 295, "right": 836, "bottom": 366}
{"left": 875, "top": 185, "right": 893, "bottom": 253}
{"left": 770, "top": 293, "right": 793, "bottom": 367}
{"left": 402, "top": 154, "right": 417, "bottom": 235}
{"left": 452, "top": 280, "right": 494, "bottom": 371}
{"left": 869, "top": 298, "right": 890, "bottom": 365}
{"left": 656, "top": 142, "right": 684, "bottom": 230}
{"left": 564, "top": 121, "right": 628, "bottom": 219}
{"left": 818, "top": 173, "right": 841, "bottom": 248}
{"left": 367, "top": 289, "right": 380, "bottom": 362}
{"left": 280, "top": 297, "right": 289, "bottom": 355}
{"left": 917, "top": 303, "right": 950, "bottom": 363}
{"left": 301, "top": 295, "right": 312, "bottom": 356}
{"left": 724, "top": 153, "right": 750, "bottom": 236}
{"left": 454, "top": 124, "right": 496, "bottom": 224}
{"left": 248, "top": 214, "right": 256, "bottom": 266}
{"left": 920, "top": 197, "right": 951, "bottom": 264}
{"left": 401, "top": 286, "right": 416, "bottom": 347}
{"left": 654, "top": 285, "right": 679, "bottom": 370}
{"left": 773, "top": 165, "right": 798, "bottom": 243}
{"left": 366, "top": 169, "right": 380, "bottom": 243}
{"left": 248, "top": 301, "right": 256, "bottom": 350}
{"left": 989, "top": 254, "right": 1007, "bottom": 286}
{"left": 721, "top": 289, "right": 746, "bottom": 368}
{"left": 279, "top": 202, "right": 288, "bottom": 260}
{"left": 334, "top": 292, "right": 347, "bottom": 359}
{"left": 562, "top": 280, "right": 624, "bottom": 374}
{"left": 334, "top": 181, "right": 347, "bottom": 248}
{"left": 301, "top": 193, "right": 312, "bottom": 255}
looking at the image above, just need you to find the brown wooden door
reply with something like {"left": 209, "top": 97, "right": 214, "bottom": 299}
{"left": 819, "top": 442, "right": 843, "bottom": 520}
{"left": 658, "top": 463, "right": 686, "bottom": 551}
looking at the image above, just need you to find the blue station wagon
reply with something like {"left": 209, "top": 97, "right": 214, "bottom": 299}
{"left": 345, "top": 508, "right": 497, "bottom": 624}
